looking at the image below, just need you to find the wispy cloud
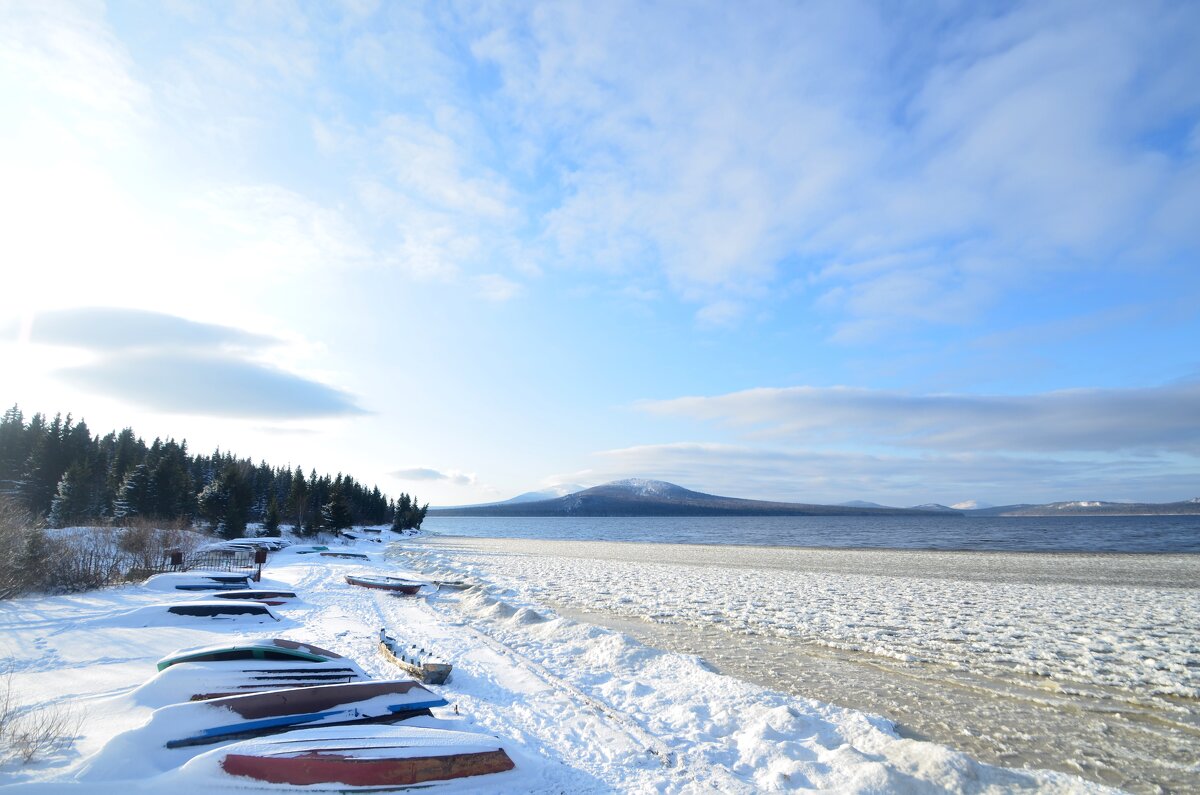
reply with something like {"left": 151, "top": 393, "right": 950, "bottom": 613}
{"left": 464, "top": 1, "right": 1200, "bottom": 334}
{"left": 640, "top": 383, "right": 1200, "bottom": 454}
{"left": 391, "top": 467, "right": 475, "bottom": 486}
{"left": 59, "top": 350, "right": 366, "bottom": 419}
{"left": 592, "top": 442, "right": 1199, "bottom": 505}
{"left": 7, "top": 307, "right": 277, "bottom": 351}
{"left": 6, "top": 306, "right": 367, "bottom": 421}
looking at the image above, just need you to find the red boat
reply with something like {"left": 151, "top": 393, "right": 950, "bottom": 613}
{"left": 161, "top": 679, "right": 448, "bottom": 748}
{"left": 219, "top": 725, "right": 516, "bottom": 787}
{"left": 344, "top": 574, "right": 424, "bottom": 594}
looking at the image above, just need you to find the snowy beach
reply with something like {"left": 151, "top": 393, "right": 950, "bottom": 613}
{"left": 400, "top": 536, "right": 1200, "bottom": 793}
{"left": 0, "top": 533, "right": 1128, "bottom": 793}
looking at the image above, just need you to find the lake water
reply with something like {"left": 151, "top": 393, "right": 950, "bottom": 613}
{"left": 423, "top": 513, "right": 1200, "bottom": 553}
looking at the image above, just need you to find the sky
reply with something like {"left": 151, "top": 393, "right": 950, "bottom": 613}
{"left": 1, "top": 0, "right": 1198, "bottom": 508}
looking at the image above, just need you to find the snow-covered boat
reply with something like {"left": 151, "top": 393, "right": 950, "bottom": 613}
{"left": 158, "top": 638, "right": 349, "bottom": 670}
{"left": 144, "top": 659, "right": 368, "bottom": 702}
{"left": 164, "top": 601, "right": 279, "bottom": 621}
{"left": 217, "top": 725, "right": 515, "bottom": 788}
{"left": 321, "top": 551, "right": 370, "bottom": 560}
{"left": 142, "top": 571, "right": 251, "bottom": 592}
{"left": 344, "top": 574, "right": 424, "bottom": 594}
{"left": 202, "top": 589, "right": 298, "bottom": 605}
{"left": 378, "top": 628, "right": 452, "bottom": 685}
{"left": 162, "top": 680, "right": 449, "bottom": 748}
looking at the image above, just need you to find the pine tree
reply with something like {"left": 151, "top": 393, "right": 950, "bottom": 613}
{"left": 48, "top": 462, "right": 94, "bottom": 528}
{"left": 263, "top": 492, "right": 281, "bottom": 536}
{"left": 287, "top": 467, "right": 308, "bottom": 532}
{"left": 322, "top": 475, "right": 352, "bottom": 532}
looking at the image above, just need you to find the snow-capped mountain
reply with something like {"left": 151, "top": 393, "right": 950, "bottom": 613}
{"left": 504, "top": 484, "right": 586, "bottom": 504}
{"left": 950, "top": 499, "right": 994, "bottom": 510}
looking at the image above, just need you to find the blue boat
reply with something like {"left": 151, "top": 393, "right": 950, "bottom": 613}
{"left": 161, "top": 679, "right": 448, "bottom": 748}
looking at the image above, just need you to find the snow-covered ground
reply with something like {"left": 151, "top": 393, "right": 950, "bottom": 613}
{"left": 0, "top": 532, "right": 1120, "bottom": 792}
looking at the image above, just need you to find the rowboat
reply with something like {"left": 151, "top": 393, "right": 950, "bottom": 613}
{"left": 378, "top": 629, "right": 452, "bottom": 685}
{"left": 164, "top": 601, "right": 279, "bottom": 621}
{"left": 158, "top": 638, "right": 349, "bottom": 670}
{"left": 345, "top": 574, "right": 424, "bottom": 594}
{"left": 161, "top": 680, "right": 448, "bottom": 748}
{"left": 216, "top": 725, "right": 515, "bottom": 788}
{"left": 203, "top": 589, "right": 298, "bottom": 605}
{"left": 143, "top": 572, "right": 251, "bottom": 592}
{"left": 321, "top": 551, "right": 370, "bottom": 560}
{"left": 145, "top": 659, "right": 368, "bottom": 702}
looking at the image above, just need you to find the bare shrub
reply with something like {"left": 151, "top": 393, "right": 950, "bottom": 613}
{"left": 0, "top": 668, "right": 81, "bottom": 764}
{"left": 46, "top": 528, "right": 128, "bottom": 593}
{"left": 0, "top": 497, "right": 45, "bottom": 599}
{"left": 117, "top": 518, "right": 203, "bottom": 572}
{"left": 1, "top": 503, "right": 212, "bottom": 597}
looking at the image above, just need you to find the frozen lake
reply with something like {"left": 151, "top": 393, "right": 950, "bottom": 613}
{"left": 400, "top": 536, "right": 1200, "bottom": 793}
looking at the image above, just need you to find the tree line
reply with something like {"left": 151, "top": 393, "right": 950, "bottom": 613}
{"left": 0, "top": 406, "right": 427, "bottom": 538}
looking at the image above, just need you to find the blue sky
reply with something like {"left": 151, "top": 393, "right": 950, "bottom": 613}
{"left": 1, "top": 0, "right": 1198, "bottom": 507}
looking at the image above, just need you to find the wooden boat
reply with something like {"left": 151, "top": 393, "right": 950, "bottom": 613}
{"left": 164, "top": 601, "right": 279, "bottom": 621}
{"left": 218, "top": 725, "right": 515, "bottom": 787}
{"left": 158, "top": 638, "right": 350, "bottom": 670}
{"left": 320, "top": 551, "right": 370, "bottom": 560}
{"left": 143, "top": 572, "right": 251, "bottom": 592}
{"left": 146, "top": 660, "right": 368, "bottom": 702}
{"left": 204, "top": 589, "right": 298, "bottom": 606}
{"left": 344, "top": 574, "right": 424, "bottom": 594}
{"left": 378, "top": 628, "right": 452, "bottom": 685}
{"left": 162, "top": 679, "right": 448, "bottom": 748}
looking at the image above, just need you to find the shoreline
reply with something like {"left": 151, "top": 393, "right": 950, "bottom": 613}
{"left": 421, "top": 534, "right": 1200, "bottom": 588}
{"left": 403, "top": 535, "right": 1200, "bottom": 793}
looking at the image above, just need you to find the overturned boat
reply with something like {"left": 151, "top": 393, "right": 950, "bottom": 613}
{"left": 216, "top": 724, "right": 515, "bottom": 788}
{"left": 344, "top": 574, "right": 425, "bottom": 594}
{"left": 157, "top": 638, "right": 349, "bottom": 671}
{"left": 163, "top": 601, "right": 279, "bottom": 621}
{"left": 162, "top": 679, "right": 449, "bottom": 748}
{"left": 142, "top": 572, "right": 251, "bottom": 592}
{"left": 202, "top": 589, "right": 298, "bottom": 606}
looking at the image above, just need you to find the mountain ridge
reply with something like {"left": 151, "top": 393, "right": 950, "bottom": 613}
{"left": 431, "top": 481, "right": 1200, "bottom": 518}
{"left": 431, "top": 480, "right": 959, "bottom": 518}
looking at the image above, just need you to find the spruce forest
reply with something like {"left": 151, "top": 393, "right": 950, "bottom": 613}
{"left": 0, "top": 406, "right": 427, "bottom": 537}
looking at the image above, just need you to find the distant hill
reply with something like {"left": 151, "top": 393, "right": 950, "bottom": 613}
{"left": 909, "top": 503, "right": 958, "bottom": 513}
{"left": 968, "top": 498, "right": 1200, "bottom": 516}
{"left": 839, "top": 500, "right": 893, "bottom": 509}
{"left": 430, "top": 479, "right": 958, "bottom": 518}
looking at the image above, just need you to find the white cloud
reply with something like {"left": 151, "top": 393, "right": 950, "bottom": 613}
{"left": 639, "top": 382, "right": 1200, "bottom": 454}
{"left": 391, "top": 467, "right": 476, "bottom": 486}
{"left": 463, "top": 1, "right": 1200, "bottom": 334}
{"left": 474, "top": 274, "right": 522, "bottom": 302}
{"left": 591, "top": 441, "right": 1199, "bottom": 506}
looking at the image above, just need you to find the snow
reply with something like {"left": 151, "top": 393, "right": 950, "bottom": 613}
{"left": 0, "top": 532, "right": 1118, "bottom": 793}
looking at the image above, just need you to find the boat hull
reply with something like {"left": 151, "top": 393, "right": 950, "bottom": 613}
{"left": 163, "top": 680, "right": 448, "bottom": 748}
{"left": 218, "top": 726, "right": 515, "bottom": 787}
{"left": 344, "top": 575, "right": 422, "bottom": 594}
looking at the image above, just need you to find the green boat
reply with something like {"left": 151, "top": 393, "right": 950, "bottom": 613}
{"left": 157, "top": 638, "right": 349, "bottom": 672}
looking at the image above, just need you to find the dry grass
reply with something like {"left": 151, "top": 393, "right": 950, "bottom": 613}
{"left": 0, "top": 668, "right": 81, "bottom": 764}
